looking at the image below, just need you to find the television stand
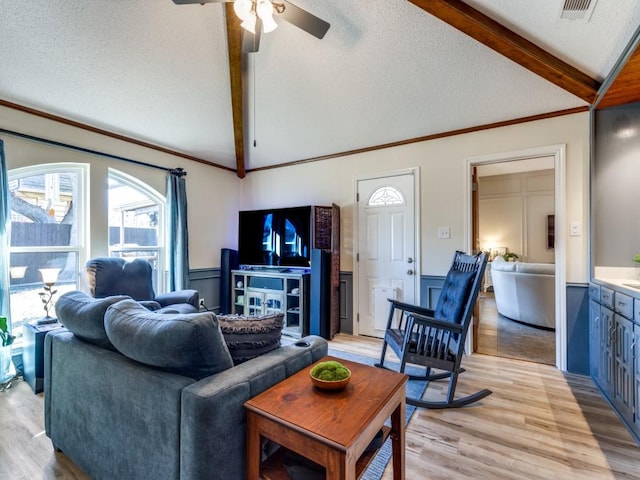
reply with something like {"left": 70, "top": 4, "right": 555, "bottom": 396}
{"left": 231, "top": 269, "right": 310, "bottom": 338}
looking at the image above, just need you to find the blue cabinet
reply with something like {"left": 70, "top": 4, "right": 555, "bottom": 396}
{"left": 634, "top": 324, "right": 640, "bottom": 438}
{"left": 590, "top": 282, "right": 640, "bottom": 443}
{"left": 589, "top": 299, "right": 600, "bottom": 380}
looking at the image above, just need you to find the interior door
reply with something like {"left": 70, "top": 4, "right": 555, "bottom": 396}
{"left": 356, "top": 173, "right": 416, "bottom": 338}
{"left": 472, "top": 167, "right": 480, "bottom": 351}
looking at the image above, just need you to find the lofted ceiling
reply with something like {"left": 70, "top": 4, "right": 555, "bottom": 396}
{"left": 1, "top": 0, "right": 640, "bottom": 177}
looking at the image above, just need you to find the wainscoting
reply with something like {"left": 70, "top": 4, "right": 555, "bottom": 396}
{"left": 190, "top": 268, "right": 355, "bottom": 331}
{"left": 193, "top": 268, "right": 589, "bottom": 374}
{"left": 189, "top": 267, "right": 221, "bottom": 312}
{"left": 333, "top": 272, "right": 589, "bottom": 374}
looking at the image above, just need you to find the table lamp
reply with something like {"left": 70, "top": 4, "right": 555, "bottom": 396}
{"left": 38, "top": 268, "right": 61, "bottom": 325}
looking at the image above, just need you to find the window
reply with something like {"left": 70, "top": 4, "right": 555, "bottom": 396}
{"left": 368, "top": 186, "right": 405, "bottom": 206}
{"left": 108, "top": 169, "right": 166, "bottom": 293}
{"left": 8, "top": 164, "right": 87, "bottom": 345}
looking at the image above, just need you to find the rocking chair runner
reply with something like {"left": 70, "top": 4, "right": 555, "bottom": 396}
{"left": 376, "top": 250, "right": 490, "bottom": 409}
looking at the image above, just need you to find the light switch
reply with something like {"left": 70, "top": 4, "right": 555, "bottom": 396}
{"left": 570, "top": 221, "right": 581, "bottom": 237}
{"left": 438, "top": 227, "right": 450, "bottom": 239}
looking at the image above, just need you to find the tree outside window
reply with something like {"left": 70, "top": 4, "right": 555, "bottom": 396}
{"left": 9, "top": 165, "right": 86, "bottom": 345}
{"left": 8, "top": 165, "right": 164, "bottom": 347}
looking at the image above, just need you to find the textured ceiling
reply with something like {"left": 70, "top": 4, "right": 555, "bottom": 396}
{"left": 2, "top": 0, "right": 640, "bottom": 172}
{"left": 464, "top": 0, "right": 640, "bottom": 80}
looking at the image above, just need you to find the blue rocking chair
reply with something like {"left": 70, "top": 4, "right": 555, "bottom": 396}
{"left": 376, "top": 250, "right": 490, "bottom": 408}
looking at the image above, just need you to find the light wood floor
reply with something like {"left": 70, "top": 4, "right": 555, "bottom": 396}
{"left": 2, "top": 334, "right": 640, "bottom": 479}
{"left": 476, "top": 292, "right": 556, "bottom": 365}
{"left": 330, "top": 334, "right": 640, "bottom": 480}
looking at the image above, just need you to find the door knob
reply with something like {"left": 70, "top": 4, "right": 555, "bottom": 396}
{"left": 407, "top": 257, "right": 414, "bottom": 264}
{"left": 407, "top": 269, "right": 414, "bottom": 275}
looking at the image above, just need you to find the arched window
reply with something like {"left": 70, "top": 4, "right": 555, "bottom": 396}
{"left": 108, "top": 169, "right": 166, "bottom": 293}
{"left": 367, "top": 186, "right": 405, "bottom": 206}
{"left": 8, "top": 163, "right": 88, "bottom": 344}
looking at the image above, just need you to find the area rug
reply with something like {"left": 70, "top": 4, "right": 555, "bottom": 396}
{"left": 327, "top": 348, "right": 428, "bottom": 480}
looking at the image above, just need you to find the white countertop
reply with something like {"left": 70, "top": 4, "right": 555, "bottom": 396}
{"left": 593, "top": 266, "right": 640, "bottom": 297}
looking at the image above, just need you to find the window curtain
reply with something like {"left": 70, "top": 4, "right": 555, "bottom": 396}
{"left": 166, "top": 168, "right": 189, "bottom": 290}
{"left": 0, "top": 140, "right": 11, "bottom": 327}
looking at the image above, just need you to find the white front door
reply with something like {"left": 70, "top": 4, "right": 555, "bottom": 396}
{"left": 356, "top": 172, "right": 417, "bottom": 338}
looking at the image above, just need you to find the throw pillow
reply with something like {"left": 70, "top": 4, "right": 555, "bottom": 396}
{"left": 104, "top": 299, "right": 233, "bottom": 380}
{"left": 217, "top": 313, "right": 284, "bottom": 364}
{"left": 55, "top": 291, "right": 131, "bottom": 350}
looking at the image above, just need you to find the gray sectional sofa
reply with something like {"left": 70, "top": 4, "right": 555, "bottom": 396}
{"left": 490, "top": 257, "right": 555, "bottom": 329}
{"left": 44, "top": 291, "right": 328, "bottom": 480}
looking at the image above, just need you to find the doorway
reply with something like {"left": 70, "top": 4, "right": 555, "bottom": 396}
{"left": 355, "top": 170, "right": 419, "bottom": 338}
{"left": 465, "top": 145, "right": 567, "bottom": 370}
{"left": 474, "top": 159, "right": 556, "bottom": 365}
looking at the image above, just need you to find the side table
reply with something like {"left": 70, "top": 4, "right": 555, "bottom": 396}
{"left": 245, "top": 356, "right": 407, "bottom": 480}
{"left": 23, "top": 320, "right": 63, "bottom": 394}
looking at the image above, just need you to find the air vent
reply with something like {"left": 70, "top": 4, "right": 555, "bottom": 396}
{"left": 559, "top": 0, "right": 598, "bottom": 21}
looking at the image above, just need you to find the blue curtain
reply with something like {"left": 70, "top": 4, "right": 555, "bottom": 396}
{"left": 166, "top": 168, "right": 189, "bottom": 290}
{"left": 0, "top": 140, "right": 11, "bottom": 328}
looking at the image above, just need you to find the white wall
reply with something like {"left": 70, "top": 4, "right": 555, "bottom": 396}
{"left": 241, "top": 111, "right": 590, "bottom": 283}
{"left": 0, "top": 106, "right": 590, "bottom": 282}
{"left": 478, "top": 169, "right": 555, "bottom": 264}
{"left": 0, "top": 105, "right": 241, "bottom": 269}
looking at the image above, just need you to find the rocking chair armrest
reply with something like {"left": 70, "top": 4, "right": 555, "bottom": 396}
{"left": 407, "top": 313, "right": 465, "bottom": 334}
{"left": 383, "top": 298, "right": 437, "bottom": 332}
{"left": 388, "top": 299, "right": 435, "bottom": 318}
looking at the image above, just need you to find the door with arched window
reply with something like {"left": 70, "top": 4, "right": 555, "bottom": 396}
{"left": 356, "top": 172, "right": 417, "bottom": 338}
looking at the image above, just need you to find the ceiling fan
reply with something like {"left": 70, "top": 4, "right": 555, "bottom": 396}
{"left": 172, "top": 0, "right": 330, "bottom": 53}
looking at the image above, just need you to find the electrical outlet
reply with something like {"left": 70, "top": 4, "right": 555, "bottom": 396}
{"left": 438, "top": 227, "right": 450, "bottom": 239}
{"left": 199, "top": 298, "right": 206, "bottom": 309}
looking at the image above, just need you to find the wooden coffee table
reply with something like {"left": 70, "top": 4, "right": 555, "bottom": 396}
{"left": 245, "top": 355, "right": 407, "bottom": 480}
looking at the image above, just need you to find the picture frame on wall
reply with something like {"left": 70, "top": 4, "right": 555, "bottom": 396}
{"left": 547, "top": 214, "right": 555, "bottom": 250}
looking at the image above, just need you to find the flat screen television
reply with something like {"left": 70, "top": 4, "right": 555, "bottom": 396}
{"left": 238, "top": 206, "right": 312, "bottom": 267}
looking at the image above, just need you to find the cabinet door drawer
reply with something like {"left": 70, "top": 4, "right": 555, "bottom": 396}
{"left": 589, "top": 283, "right": 601, "bottom": 302}
{"left": 614, "top": 291, "right": 633, "bottom": 319}
{"left": 635, "top": 298, "right": 640, "bottom": 323}
{"left": 600, "top": 287, "right": 614, "bottom": 309}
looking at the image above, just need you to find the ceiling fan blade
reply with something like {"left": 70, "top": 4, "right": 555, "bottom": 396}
{"left": 278, "top": 0, "right": 330, "bottom": 39}
{"left": 172, "top": 0, "right": 227, "bottom": 4}
{"left": 242, "top": 18, "right": 262, "bottom": 53}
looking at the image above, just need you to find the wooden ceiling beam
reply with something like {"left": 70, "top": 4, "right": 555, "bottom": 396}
{"left": 225, "top": 4, "right": 246, "bottom": 178}
{"left": 408, "top": 0, "right": 600, "bottom": 104}
{"left": 596, "top": 41, "right": 640, "bottom": 109}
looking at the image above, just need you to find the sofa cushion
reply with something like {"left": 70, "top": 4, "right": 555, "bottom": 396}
{"left": 490, "top": 257, "right": 516, "bottom": 272}
{"left": 434, "top": 269, "right": 475, "bottom": 324}
{"left": 217, "top": 313, "right": 284, "bottom": 364}
{"left": 104, "top": 299, "right": 233, "bottom": 379}
{"left": 55, "top": 291, "right": 131, "bottom": 350}
{"left": 515, "top": 262, "right": 555, "bottom": 275}
{"left": 86, "top": 257, "right": 156, "bottom": 301}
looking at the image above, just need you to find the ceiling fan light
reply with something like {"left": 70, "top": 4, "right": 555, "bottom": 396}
{"left": 233, "top": 0, "right": 253, "bottom": 22}
{"left": 257, "top": 0, "right": 277, "bottom": 33}
{"left": 258, "top": 5, "right": 278, "bottom": 33}
{"left": 261, "top": 16, "right": 278, "bottom": 33}
{"left": 256, "top": 1, "right": 273, "bottom": 18}
{"left": 241, "top": 14, "right": 257, "bottom": 34}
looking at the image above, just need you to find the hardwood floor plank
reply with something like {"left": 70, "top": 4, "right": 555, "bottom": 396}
{"left": 477, "top": 292, "right": 555, "bottom": 365}
{"left": 2, "top": 333, "right": 639, "bottom": 479}
{"left": 329, "top": 334, "right": 639, "bottom": 480}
